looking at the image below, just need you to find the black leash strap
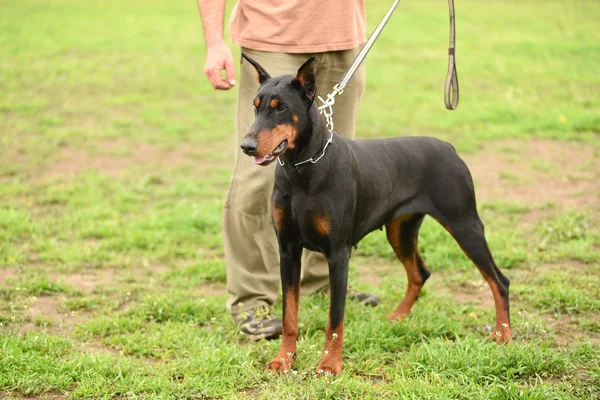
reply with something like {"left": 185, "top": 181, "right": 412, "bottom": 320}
{"left": 444, "top": 0, "right": 459, "bottom": 110}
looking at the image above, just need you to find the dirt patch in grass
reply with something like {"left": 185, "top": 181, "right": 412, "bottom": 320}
{"left": 0, "top": 268, "right": 17, "bottom": 285}
{"left": 12, "top": 267, "right": 143, "bottom": 334}
{"left": 78, "top": 340, "right": 131, "bottom": 359}
{"left": 544, "top": 313, "right": 600, "bottom": 346}
{"left": 198, "top": 282, "right": 227, "bottom": 297}
{"left": 57, "top": 269, "right": 117, "bottom": 296}
{"left": 356, "top": 260, "right": 393, "bottom": 286}
{"left": 505, "top": 263, "right": 598, "bottom": 345}
{"left": 54, "top": 264, "right": 169, "bottom": 296}
{"left": 450, "top": 282, "right": 495, "bottom": 309}
{"left": 0, "top": 146, "right": 30, "bottom": 177}
{"left": 462, "top": 139, "right": 599, "bottom": 221}
{"left": 41, "top": 138, "right": 233, "bottom": 180}
{"left": 516, "top": 261, "right": 591, "bottom": 278}
{"left": 426, "top": 270, "right": 497, "bottom": 310}
{"left": 1, "top": 392, "right": 69, "bottom": 400}
{"left": 22, "top": 295, "right": 84, "bottom": 334}
{"left": 43, "top": 140, "right": 190, "bottom": 178}
{"left": 150, "top": 264, "right": 170, "bottom": 275}
{"left": 240, "top": 387, "right": 262, "bottom": 398}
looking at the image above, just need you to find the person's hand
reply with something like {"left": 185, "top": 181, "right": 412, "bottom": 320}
{"left": 204, "top": 43, "right": 236, "bottom": 90}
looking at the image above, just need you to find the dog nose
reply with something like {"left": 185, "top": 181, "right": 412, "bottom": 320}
{"left": 240, "top": 138, "right": 258, "bottom": 155}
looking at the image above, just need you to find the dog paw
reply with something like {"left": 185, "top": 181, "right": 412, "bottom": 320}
{"left": 489, "top": 323, "right": 512, "bottom": 344}
{"left": 316, "top": 360, "right": 342, "bottom": 376}
{"left": 387, "top": 311, "right": 409, "bottom": 321}
{"left": 315, "top": 366, "right": 342, "bottom": 377}
{"left": 264, "top": 352, "right": 295, "bottom": 374}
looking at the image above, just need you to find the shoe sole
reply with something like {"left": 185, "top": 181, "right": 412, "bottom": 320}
{"left": 349, "top": 295, "right": 380, "bottom": 307}
{"left": 243, "top": 331, "right": 281, "bottom": 342}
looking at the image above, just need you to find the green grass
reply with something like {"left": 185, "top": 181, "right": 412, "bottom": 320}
{"left": 1, "top": 0, "right": 599, "bottom": 398}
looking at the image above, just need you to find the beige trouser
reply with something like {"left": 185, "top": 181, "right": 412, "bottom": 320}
{"left": 224, "top": 47, "right": 366, "bottom": 313}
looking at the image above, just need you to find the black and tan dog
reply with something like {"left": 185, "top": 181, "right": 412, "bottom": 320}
{"left": 240, "top": 54, "right": 512, "bottom": 375}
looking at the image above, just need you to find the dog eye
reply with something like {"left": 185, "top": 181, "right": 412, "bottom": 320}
{"left": 276, "top": 104, "right": 286, "bottom": 113}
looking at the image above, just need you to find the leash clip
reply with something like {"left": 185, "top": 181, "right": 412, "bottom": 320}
{"left": 317, "top": 84, "right": 343, "bottom": 133}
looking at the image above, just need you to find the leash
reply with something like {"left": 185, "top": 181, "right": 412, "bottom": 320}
{"left": 317, "top": 0, "right": 402, "bottom": 134}
{"left": 318, "top": 0, "right": 459, "bottom": 133}
{"left": 445, "top": 0, "right": 459, "bottom": 110}
{"left": 284, "top": 0, "right": 458, "bottom": 169}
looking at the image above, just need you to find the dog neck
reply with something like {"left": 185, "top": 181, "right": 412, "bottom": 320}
{"left": 279, "top": 103, "right": 331, "bottom": 170}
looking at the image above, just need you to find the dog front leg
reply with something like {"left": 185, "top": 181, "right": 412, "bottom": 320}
{"left": 264, "top": 242, "right": 302, "bottom": 373}
{"left": 316, "top": 248, "right": 351, "bottom": 376}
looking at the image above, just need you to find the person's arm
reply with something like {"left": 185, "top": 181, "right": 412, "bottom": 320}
{"left": 198, "top": 0, "right": 236, "bottom": 90}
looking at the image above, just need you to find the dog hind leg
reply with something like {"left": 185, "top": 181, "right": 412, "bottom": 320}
{"left": 385, "top": 213, "right": 431, "bottom": 320}
{"left": 441, "top": 212, "right": 512, "bottom": 343}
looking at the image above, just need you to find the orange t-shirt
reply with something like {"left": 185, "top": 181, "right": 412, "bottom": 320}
{"left": 229, "top": 1, "right": 366, "bottom": 53}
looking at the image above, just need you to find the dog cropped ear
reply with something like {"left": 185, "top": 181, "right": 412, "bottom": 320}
{"left": 292, "top": 57, "right": 316, "bottom": 103}
{"left": 242, "top": 53, "right": 271, "bottom": 84}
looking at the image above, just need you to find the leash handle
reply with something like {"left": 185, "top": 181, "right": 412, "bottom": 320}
{"left": 445, "top": 0, "right": 459, "bottom": 110}
{"left": 324, "top": 0, "right": 458, "bottom": 115}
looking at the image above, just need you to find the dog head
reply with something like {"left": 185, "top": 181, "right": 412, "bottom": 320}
{"left": 240, "top": 54, "right": 316, "bottom": 166}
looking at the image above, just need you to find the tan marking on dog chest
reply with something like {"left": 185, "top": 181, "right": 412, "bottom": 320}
{"left": 312, "top": 215, "right": 331, "bottom": 236}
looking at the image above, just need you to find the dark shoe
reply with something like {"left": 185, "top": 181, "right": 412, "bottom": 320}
{"left": 348, "top": 287, "right": 380, "bottom": 307}
{"left": 233, "top": 305, "right": 282, "bottom": 341}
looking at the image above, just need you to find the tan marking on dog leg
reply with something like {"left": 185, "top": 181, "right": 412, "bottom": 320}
{"left": 264, "top": 289, "right": 299, "bottom": 373}
{"left": 385, "top": 215, "right": 425, "bottom": 320}
{"left": 316, "top": 318, "right": 343, "bottom": 376}
{"left": 271, "top": 207, "right": 284, "bottom": 231}
{"left": 483, "top": 275, "right": 512, "bottom": 344}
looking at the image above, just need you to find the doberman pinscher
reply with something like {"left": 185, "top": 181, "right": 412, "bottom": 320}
{"left": 239, "top": 54, "right": 512, "bottom": 375}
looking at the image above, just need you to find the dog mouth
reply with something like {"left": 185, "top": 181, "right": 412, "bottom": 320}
{"left": 253, "top": 139, "right": 288, "bottom": 166}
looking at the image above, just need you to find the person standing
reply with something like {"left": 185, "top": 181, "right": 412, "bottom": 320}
{"left": 197, "top": 0, "right": 378, "bottom": 340}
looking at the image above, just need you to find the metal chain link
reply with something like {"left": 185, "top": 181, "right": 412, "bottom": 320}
{"left": 317, "top": 84, "right": 343, "bottom": 133}
{"left": 277, "top": 86, "right": 340, "bottom": 168}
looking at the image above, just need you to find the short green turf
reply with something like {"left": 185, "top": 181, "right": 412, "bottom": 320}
{"left": 1, "top": 0, "right": 599, "bottom": 398}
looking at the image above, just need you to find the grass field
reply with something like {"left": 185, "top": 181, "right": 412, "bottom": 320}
{"left": 1, "top": 0, "right": 599, "bottom": 398}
